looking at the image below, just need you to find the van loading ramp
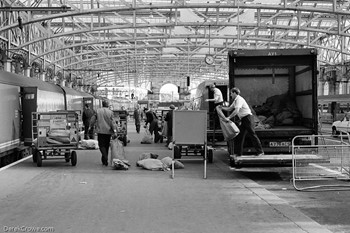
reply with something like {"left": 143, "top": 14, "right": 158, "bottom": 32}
{"left": 230, "top": 154, "right": 327, "bottom": 168}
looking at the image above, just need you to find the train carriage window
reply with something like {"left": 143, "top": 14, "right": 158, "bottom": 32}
{"left": 24, "top": 94, "right": 35, "bottom": 99}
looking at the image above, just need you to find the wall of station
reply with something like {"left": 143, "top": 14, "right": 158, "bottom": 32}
{"left": 319, "top": 67, "right": 350, "bottom": 96}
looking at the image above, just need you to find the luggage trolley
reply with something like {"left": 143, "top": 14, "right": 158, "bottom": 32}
{"left": 113, "top": 110, "right": 128, "bottom": 146}
{"left": 31, "top": 111, "right": 79, "bottom": 167}
{"left": 173, "top": 110, "right": 214, "bottom": 163}
{"left": 171, "top": 110, "right": 209, "bottom": 179}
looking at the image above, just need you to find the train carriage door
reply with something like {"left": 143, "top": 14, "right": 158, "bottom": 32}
{"left": 21, "top": 87, "right": 38, "bottom": 146}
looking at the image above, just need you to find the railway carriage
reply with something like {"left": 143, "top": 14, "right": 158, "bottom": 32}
{"left": 0, "top": 70, "right": 98, "bottom": 167}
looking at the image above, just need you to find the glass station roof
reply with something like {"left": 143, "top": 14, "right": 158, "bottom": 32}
{"left": 1, "top": 0, "right": 350, "bottom": 91}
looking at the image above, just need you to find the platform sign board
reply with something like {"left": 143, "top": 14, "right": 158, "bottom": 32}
{"left": 173, "top": 110, "right": 207, "bottom": 145}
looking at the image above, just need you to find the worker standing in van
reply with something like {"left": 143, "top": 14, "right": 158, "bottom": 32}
{"left": 205, "top": 83, "right": 223, "bottom": 108}
{"left": 221, "top": 87, "right": 264, "bottom": 157}
{"left": 205, "top": 83, "right": 228, "bottom": 121}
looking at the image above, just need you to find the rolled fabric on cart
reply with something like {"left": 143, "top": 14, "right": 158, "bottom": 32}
{"left": 46, "top": 137, "right": 63, "bottom": 144}
{"left": 48, "top": 129, "right": 70, "bottom": 137}
{"left": 48, "top": 136, "right": 70, "bottom": 144}
{"left": 219, "top": 117, "right": 240, "bottom": 141}
{"left": 47, "top": 129, "right": 71, "bottom": 144}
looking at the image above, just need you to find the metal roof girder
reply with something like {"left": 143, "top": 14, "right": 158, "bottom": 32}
{"left": 3, "top": 3, "right": 350, "bottom": 33}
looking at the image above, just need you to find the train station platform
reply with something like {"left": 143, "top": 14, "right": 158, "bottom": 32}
{"left": 0, "top": 122, "right": 333, "bottom": 233}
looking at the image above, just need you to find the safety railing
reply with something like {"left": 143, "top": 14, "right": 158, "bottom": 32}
{"left": 292, "top": 133, "right": 350, "bottom": 191}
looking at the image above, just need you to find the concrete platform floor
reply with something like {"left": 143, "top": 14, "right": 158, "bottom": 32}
{"left": 0, "top": 122, "right": 334, "bottom": 233}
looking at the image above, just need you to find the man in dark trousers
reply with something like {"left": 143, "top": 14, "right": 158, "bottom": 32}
{"left": 89, "top": 100, "right": 117, "bottom": 166}
{"left": 221, "top": 87, "right": 264, "bottom": 157}
{"left": 164, "top": 104, "right": 175, "bottom": 147}
{"left": 144, "top": 107, "right": 160, "bottom": 143}
{"left": 205, "top": 83, "right": 226, "bottom": 130}
{"left": 82, "top": 104, "right": 95, "bottom": 140}
{"left": 134, "top": 105, "right": 141, "bottom": 133}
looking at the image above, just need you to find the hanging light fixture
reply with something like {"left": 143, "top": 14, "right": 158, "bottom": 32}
{"left": 187, "top": 38, "right": 190, "bottom": 87}
{"left": 205, "top": 25, "right": 214, "bottom": 65}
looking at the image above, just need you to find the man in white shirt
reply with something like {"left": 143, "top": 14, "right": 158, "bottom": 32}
{"left": 205, "top": 83, "right": 224, "bottom": 107}
{"left": 221, "top": 87, "right": 264, "bottom": 157}
{"left": 205, "top": 83, "right": 229, "bottom": 134}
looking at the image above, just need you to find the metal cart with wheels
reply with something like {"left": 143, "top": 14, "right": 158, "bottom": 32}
{"left": 171, "top": 110, "right": 209, "bottom": 179}
{"left": 172, "top": 111, "right": 214, "bottom": 164}
{"left": 31, "top": 111, "right": 79, "bottom": 167}
{"left": 173, "top": 144, "right": 213, "bottom": 163}
{"left": 113, "top": 110, "right": 128, "bottom": 146}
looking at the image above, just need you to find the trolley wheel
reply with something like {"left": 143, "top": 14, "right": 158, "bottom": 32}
{"left": 71, "top": 151, "right": 77, "bottom": 166}
{"left": 65, "top": 152, "right": 70, "bottom": 162}
{"left": 207, "top": 149, "right": 213, "bottom": 163}
{"left": 229, "top": 155, "right": 236, "bottom": 168}
{"left": 36, "top": 151, "right": 42, "bottom": 167}
{"left": 123, "top": 136, "right": 127, "bottom": 146}
{"left": 32, "top": 148, "right": 37, "bottom": 163}
{"left": 174, "top": 146, "right": 182, "bottom": 159}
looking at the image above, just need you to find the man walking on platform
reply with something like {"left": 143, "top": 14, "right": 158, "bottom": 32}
{"left": 134, "top": 105, "right": 141, "bottom": 133}
{"left": 89, "top": 100, "right": 117, "bottom": 166}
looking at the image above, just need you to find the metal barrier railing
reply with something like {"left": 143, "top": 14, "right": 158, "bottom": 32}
{"left": 292, "top": 133, "right": 350, "bottom": 191}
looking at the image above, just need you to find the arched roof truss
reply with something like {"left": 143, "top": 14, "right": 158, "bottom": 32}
{"left": 1, "top": 0, "right": 350, "bottom": 88}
